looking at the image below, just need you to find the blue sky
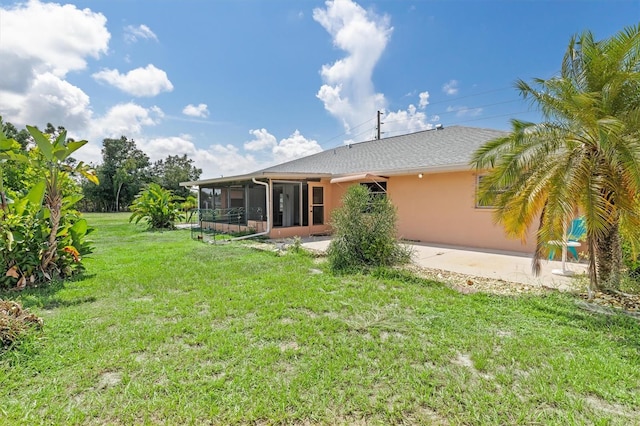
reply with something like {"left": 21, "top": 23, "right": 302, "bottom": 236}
{"left": 0, "top": 0, "right": 638, "bottom": 178}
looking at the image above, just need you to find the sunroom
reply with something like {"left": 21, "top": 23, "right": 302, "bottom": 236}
{"left": 185, "top": 174, "right": 333, "bottom": 239}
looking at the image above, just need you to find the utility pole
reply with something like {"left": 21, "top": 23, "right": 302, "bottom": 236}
{"left": 376, "top": 110, "right": 383, "bottom": 140}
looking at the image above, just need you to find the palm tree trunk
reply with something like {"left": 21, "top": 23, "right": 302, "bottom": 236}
{"left": 595, "top": 222, "right": 623, "bottom": 291}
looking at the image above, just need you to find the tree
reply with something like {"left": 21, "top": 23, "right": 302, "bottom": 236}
{"left": 151, "top": 154, "right": 202, "bottom": 198}
{"left": 83, "top": 136, "right": 150, "bottom": 212}
{"left": 0, "top": 130, "right": 26, "bottom": 210}
{"left": 0, "top": 117, "right": 30, "bottom": 196}
{"left": 1, "top": 117, "right": 29, "bottom": 150}
{"left": 471, "top": 24, "right": 640, "bottom": 293}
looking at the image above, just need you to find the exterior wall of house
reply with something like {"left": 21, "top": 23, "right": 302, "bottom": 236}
{"left": 388, "top": 171, "right": 537, "bottom": 254}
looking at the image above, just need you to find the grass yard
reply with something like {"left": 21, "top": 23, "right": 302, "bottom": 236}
{"left": 1, "top": 213, "right": 639, "bottom": 425}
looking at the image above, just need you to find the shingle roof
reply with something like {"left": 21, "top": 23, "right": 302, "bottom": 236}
{"left": 182, "top": 126, "right": 508, "bottom": 186}
{"left": 258, "top": 125, "right": 507, "bottom": 176}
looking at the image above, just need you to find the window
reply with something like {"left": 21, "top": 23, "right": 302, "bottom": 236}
{"left": 312, "top": 186, "right": 324, "bottom": 225}
{"left": 360, "top": 181, "right": 387, "bottom": 199}
{"left": 476, "top": 175, "right": 505, "bottom": 208}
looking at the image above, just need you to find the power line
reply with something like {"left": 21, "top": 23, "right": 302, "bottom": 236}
{"left": 380, "top": 99, "right": 523, "bottom": 127}
{"left": 319, "top": 116, "right": 376, "bottom": 147}
{"left": 316, "top": 84, "right": 542, "bottom": 147}
{"left": 380, "top": 110, "right": 532, "bottom": 138}
{"left": 424, "top": 86, "right": 514, "bottom": 107}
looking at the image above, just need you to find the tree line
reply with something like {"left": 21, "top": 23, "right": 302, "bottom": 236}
{"left": 81, "top": 136, "right": 202, "bottom": 212}
{"left": 1, "top": 118, "right": 202, "bottom": 212}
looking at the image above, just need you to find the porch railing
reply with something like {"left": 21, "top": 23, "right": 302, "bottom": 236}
{"left": 189, "top": 207, "right": 267, "bottom": 241}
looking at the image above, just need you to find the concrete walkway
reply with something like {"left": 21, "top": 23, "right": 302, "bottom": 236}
{"left": 300, "top": 237, "right": 588, "bottom": 291}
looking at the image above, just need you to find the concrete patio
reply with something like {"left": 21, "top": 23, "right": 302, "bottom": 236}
{"left": 300, "top": 237, "right": 588, "bottom": 292}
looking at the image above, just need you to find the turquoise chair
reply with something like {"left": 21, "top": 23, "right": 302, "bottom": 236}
{"left": 548, "top": 217, "right": 586, "bottom": 260}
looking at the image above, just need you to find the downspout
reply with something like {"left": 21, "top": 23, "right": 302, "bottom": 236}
{"left": 232, "top": 178, "right": 271, "bottom": 240}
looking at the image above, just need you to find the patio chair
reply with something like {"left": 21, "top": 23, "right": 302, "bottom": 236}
{"left": 548, "top": 216, "right": 586, "bottom": 260}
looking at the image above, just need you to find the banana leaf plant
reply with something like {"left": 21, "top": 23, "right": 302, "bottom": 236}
{"left": 26, "top": 126, "right": 98, "bottom": 273}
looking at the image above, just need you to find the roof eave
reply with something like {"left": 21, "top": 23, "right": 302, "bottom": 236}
{"left": 180, "top": 171, "right": 332, "bottom": 187}
{"left": 330, "top": 163, "right": 475, "bottom": 179}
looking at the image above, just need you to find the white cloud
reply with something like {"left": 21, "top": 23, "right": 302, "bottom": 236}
{"left": 141, "top": 135, "right": 197, "bottom": 160}
{"left": 182, "top": 103, "right": 210, "bottom": 118}
{"left": 0, "top": 0, "right": 110, "bottom": 79}
{"left": 124, "top": 24, "right": 158, "bottom": 43}
{"left": 443, "top": 80, "right": 459, "bottom": 95}
{"left": 313, "top": 0, "right": 392, "bottom": 139}
{"left": 67, "top": 103, "right": 165, "bottom": 166}
{"left": 92, "top": 64, "right": 174, "bottom": 97}
{"left": 418, "top": 91, "right": 429, "bottom": 109}
{"left": 244, "top": 128, "right": 277, "bottom": 151}
{"left": 89, "top": 102, "right": 163, "bottom": 140}
{"left": 133, "top": 134, "right": 259, "bottom": 178}
{"left": 383, "top": 105, "right": 433, "bottom": 137}
{"left": 20, "top": 72, "right": 93, "bottom": 130}
{"left": 243, "top": 128, "right": 322, "bottom": 164}
{"left": 446, "top": 105, "right": 483, "bottom": 117}
{"left": 0, "top": 0, "right": 109, "bottom": 131}
{"left": 117, "top": 128, "right": 321, "bottom": 179}
{"left": 313, "top": 1, "right": 436, "bottom": 142}
{"left": 273, "top": 130, "right": 322, "bottom": 163}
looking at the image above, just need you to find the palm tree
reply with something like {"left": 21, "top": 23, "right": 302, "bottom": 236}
{"left": 471, "top": 24, "right": 640, "bottom": 293}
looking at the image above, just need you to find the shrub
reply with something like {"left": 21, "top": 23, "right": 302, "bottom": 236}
{"left": 0, "top": 125, "right": 97, "bottom": 290}
{"left": 129, "top": 183, "right": 184, "bottom": 230}
{"left": 0, "top": 188, "right": 94, "bottom": 289}
{"left": 0, "top": 299, "right": 42, "bottom": 348}
{"left": 327, "top": 185, "right": 411, "bottom": 272}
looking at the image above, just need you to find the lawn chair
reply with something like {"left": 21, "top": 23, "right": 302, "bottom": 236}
{"left": 548, "top": 216, "right": 587, "bottom": 275}
{"left": 548, "top": 216, "right": 586, "bottom": 260}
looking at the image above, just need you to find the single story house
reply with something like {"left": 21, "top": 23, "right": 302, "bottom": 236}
{"left": 181, "top": 125, "right": 536, "bottom": 254}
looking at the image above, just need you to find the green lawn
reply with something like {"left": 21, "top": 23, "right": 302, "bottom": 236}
{"left": 1, "top": 213, "right": 639, "bottom": 425}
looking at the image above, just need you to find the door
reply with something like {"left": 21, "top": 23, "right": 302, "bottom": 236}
{"left": 308, "top": 183, "right": 327, "bottom": 234}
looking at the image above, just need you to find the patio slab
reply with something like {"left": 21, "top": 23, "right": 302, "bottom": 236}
{"left": 299, "top": 237, "right": 588, "bottom": 292}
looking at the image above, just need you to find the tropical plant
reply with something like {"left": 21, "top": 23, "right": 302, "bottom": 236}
{"left": 181, "top": 194, "right": 198, "bottom": 222}
{"left": 471, "top": 24, "right": 640, "bottom": 293}
{"left": 26, "top": 126, "right": 99, "bottom": 273}
{"left": 129, "top": 183, "right": 184, "bottom": 230}
{"left": 327, "top": 184, "right": 411, "bottom": 272}
{"left": 0, "top": 126, "right": 97, "bottom": 289}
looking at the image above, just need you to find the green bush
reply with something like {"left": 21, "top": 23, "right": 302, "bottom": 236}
{"left": 129, "top": 183, "right": 184, "bottom": 230}
{"left": 0, "top": 124, "right": 97, "bottom": 290}
{"left": 0, "top": 188, "right": 94, "bottom": 289}
{"left": 327, "top": 185, "right": 411, "bottom": 272}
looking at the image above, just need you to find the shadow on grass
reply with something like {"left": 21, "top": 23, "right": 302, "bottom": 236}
{"left": 0, "top": 273, "right": 97, "bottom": 311}
{"left": 525, "top": 294, "right": 640, "bottom": 352}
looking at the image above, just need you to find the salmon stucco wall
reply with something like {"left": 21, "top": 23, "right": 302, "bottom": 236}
{"left": 388, "top": 171, "right": 537, "bottom": 254}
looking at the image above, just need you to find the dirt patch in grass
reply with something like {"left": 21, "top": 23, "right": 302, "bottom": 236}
{"left": 406, "top": 406, "right": 450, "bottom": 425}
{"left": 278, "top": 341, "right": 300, "bottom": 352}
{"left": 96, "top": 371, "right": 122, "bottom": 390}
{"left": 406, "top": 264, "right": 556, "bottom": 296}
{"left": 583, "top": 395, "right": 640, "bottom": 420}
{"left": 451, "top": 352, "right": 474, "bottom": 368}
